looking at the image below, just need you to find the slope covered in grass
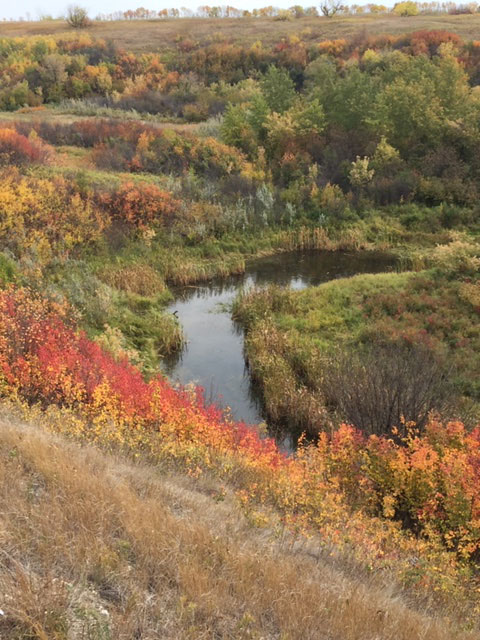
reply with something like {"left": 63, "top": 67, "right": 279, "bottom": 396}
{"left": 0, "top": 415, "right": 477, "bottom": 640}
{"left": 5, "top": 14, "right": 480, "bottom": 52}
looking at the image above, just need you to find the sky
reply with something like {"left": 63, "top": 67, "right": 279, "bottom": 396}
{"left": 1, "top": 1, "right": 322, "bottom": 21}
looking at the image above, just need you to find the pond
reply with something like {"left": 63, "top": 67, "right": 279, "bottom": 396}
{"left": 162, "top": 250, "right": 397, "bottom": 448}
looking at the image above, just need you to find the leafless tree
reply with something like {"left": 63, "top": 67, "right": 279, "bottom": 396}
{"left": 320, "top": 0, "right": 346, "bottom": 17}
{"left": 322, "top": 342, "right": 452, "bottom": 436}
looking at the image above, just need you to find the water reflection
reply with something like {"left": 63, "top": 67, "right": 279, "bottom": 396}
{"left": 162, "top": 250, "right": 397, "bottom": 447}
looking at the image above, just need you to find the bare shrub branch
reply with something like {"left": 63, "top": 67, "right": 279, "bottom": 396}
{"left": 322, "top": 342, "right": 453, "bottom": 436}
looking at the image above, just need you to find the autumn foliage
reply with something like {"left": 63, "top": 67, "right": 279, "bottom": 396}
{"left": 0, "top": 34, "right": 177, "bottom": 111}
{"left": 0, "top": 128, "right": 52, "bottom": 166}
{"left": 95, "top": 181, "right": 180, "bottom": 229}
{"left": 2, "top": 26, "right": 480, "bottom": 612}
{"left": 0, "top": 287, "right": 282, "bottom": 466}
{"left": 8, "top": 118, "right": 252, "bottom": 179}
{"left": 306, "top": 422, "right": 480, "bottom": 561}
{"left": 0, "top": 166, "right": 188, "bottom": 265}
{"left": 91, "top": 125, "right": 251, "bottom": 178}
{"left": 0, "top": 169, "right": 106, "bottom": 266}
{"left": 0, "top": 285, "right": 479, "bottom": 574}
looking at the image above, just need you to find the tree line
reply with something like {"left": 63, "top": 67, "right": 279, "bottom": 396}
{"left": 8, "top": 1, "right": 480, "bottom": 24}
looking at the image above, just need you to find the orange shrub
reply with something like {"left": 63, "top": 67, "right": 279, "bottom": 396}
{"left": 95, "top": 181, "right": 181, "bottom": 229}
{"left": 408, "top": 30, "right": 463, "bottom": 56}
{"left": 316, "top": 39, "right": 347, "bottom": 57}
{"left": 308, "top": 421, "right": 480, "bottom": 561}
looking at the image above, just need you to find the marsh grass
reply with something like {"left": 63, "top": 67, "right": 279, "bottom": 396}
{"left": 55, "top": 99, "right": 182, "bottom": 123}
{"left": 98, "top": 263, "right": 167, "bottom": 297}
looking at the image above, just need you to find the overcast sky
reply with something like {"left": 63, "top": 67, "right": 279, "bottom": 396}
{"left": 1, "top": 1, "right": 302, "bottom": 20}
{"left": 1, "top": 1, "right": 373, "bottom": 21}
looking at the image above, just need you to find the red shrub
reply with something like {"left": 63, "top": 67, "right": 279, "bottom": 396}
{"left": 0, "top": 128, "right": 52, "bottom": 166}
{"left": 0, "top": 287, "right": 282, "bottom": 463}
{"left": 408, "top": 30, "right": 463, "bottom": 56}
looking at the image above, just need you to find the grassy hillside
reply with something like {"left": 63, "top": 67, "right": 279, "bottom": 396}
{"left": 0, "top": 413, "right": 476, "bottom": 640}
{"left": 3, "top": 14, "right": 480, "bottom": 52}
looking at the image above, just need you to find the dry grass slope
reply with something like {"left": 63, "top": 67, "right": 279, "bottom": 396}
{"left": 0, "top": 415, "right": 475, "bottom": 640}
{"left": 3, "top": 14, "right": 480, "bottom": 52}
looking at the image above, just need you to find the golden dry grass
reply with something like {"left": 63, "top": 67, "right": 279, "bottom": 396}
{"left": 0, "top": 415, "right": 475, "bottom": 639}
{"left": 0, "top": 110, "right": 201, "bottom": 132}
{"left": 2, "top": 14, "right": 480, "bottom": 52}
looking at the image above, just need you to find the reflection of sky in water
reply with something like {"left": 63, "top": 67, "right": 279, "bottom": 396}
{"left": 290, "top": 277, "right": 306, "bottom": 291}
{"left": 162, "top": 250, "right": 397, "bottom": 446}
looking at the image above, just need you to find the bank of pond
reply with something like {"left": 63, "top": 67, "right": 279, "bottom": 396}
{"left": 163, "top": 250, "right": 396, "bottom": 446}
{"left": 163, "top": 248, "right": 480, "bottom": 448}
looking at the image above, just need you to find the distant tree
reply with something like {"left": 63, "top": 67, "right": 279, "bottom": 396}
{"left": 393, "top": 1, "right": 419, "bottom": 15}
{"left": 367, "top": 3, "right": 388, "bottom": 11}
{"left": 370, "top": 136, "right": 403, "bottom": 176}
{"left": 275, "top": 9, "right": 294, "bottom": 20}
{"left": 259, "top": 6, "right": 276, "bottom": 16}
{"left": 292, "top": 98, "right": 326, "bottom": 136}
{"left": 38, "top": 54, "right": 67, "bottom": 101}
{"left": 66, "top": 5, "right": 90, "bottom": 28}
{"left": 39, "top": 54, "right": 67, "bottom": 85}
{"left": 349, "top": 155, "right": 375, "bottom": 188}
{"left": 261, "top": 65, "right": 296, "bottom": 113}
{"left": 319, "top": 0, "right": 345, "bottom": 17}
{"left": 304, "top": 55, "right": 337, "bottom": 93}
{"left": 248, "top": 93, "right": 270, "bottom": 139}
{"left": 221, "top": 103, "right": 262, "bottom": 158}
{"left": 289, "top": 4, "right": 305, "bottom": 17}
{"left": 221, "top": 104, "right": 251, "bottom": 150}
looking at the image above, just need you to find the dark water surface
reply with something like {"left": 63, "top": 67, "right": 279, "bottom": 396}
{"left": 163, "top": 250, "right": 396, "bottom": 443}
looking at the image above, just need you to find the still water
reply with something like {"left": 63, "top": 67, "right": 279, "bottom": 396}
{"left": 163, "top": 250, "right": 396, "bottom": 440}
